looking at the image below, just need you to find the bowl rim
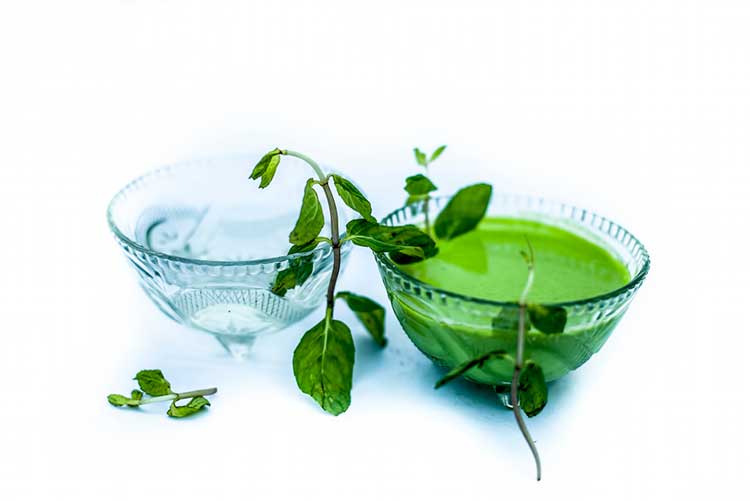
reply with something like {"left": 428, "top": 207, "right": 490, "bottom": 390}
{"left": 106, "top": 157, "right": 350, "bottom": 267}
{"left": 375, "top": 194, "right": 651, "bottom": 308}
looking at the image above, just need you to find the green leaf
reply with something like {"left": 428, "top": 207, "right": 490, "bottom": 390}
{"left": 332, "top": 175, "right": 375, "bottom": 223}
{"left": 528, "top": 304, "right": 567, "bottom": 334}
{"left": 404, "top": 174, "right": 437, "bottom": 196}
{"left": 388, "top": 245, "right": 438, "bottom": 265}
{"left": 491, "top": 306, "right": 529, "bottom": 334}
{"left": 405, "top": 194, "right": 425, "bottom": 206}
{"left": 167, "top": 396, "right": 211, "bottom": 418}
{"left": 336, "top": 291, "right": 386, "bottom": 347}
{"left": 107, "top": 394, "right": 130, "bottom": 407}
{"left": 250, "top": 148, "right": 283, "bottom": 189}
{"left": 430, "top": 145, "right": 447, "bottom": 162}
{"left": 134, "top": 369, "right": 173, "bottom": 397}
{"left": 289, "top": 178, "right": 325, "bottom": 245}
{"left": 293, "top": 318, "right": 355, "bottom": 416}
{"left": 413, "top": 147, "right": 427, "bottom": 167}
{"left": 127, "top": 389, "right": 144, "bottom": 406}
{"left": 519, "top": 362, "right": 547, "bottom": 417}
{"left": 434, "top": 183, "right": 492, "bottom": 240}
{"left": 289, "top": 240, "right": 320, "bottom": 254}
{"left": 346, "top": 219, "right": 437, "bottom": 262}
{"left": 434, "top": 350, "right": 511, "bottom": 389}
{"left": 272, "top": 254, "right": 313, "bottom": 297}
{"left": 271, "top": 242, "right": 320, "bottom": 297}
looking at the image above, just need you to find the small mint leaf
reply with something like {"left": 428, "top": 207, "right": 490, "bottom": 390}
{"left": 107, "top": 394, "right": 129, "bottom": 407}
{"left": 519, "top": 362, "right": 547, "bottom": 417}
{"left": 336, "top": 291, "right": 386, "bottom": 347}
{"left": 332, "top": 175, "right": 375, "bottom": 223}
{"left": 404, "top": 174, "right": 437, "bottom": 196}
{"left": 293, "top": 318, "right": 355, "bottom": 416}
{"left": 134, "top": 369, "right": 172, "bottom": 397}
{"left": 250, "top": 148, "right": 283, "bottom": 188}
{"left": 528, "top": 304, "right": 567, "bottom": 334}
{"left": 434, "top": 349, "right": 511, "bottom": 389}
{"left": 434, "top": 183, "right": 492, "bottom": 240}
{"left": 272, "top": 248, "right": 314, "bottom": 297}
{"left": 491, "top": 306, "right": 529, "bottom": 334}
{"left": 413, "top": 148, "right": 427, "bottom": 167}
{"left": 167, "top": 396, "right": 211, "bottom": 418}
{"left": 405, "top": 194, "right": 425, "bottom": 206}
{"left": 430, "top": 145, "right": 447, "bottom": 162}
{"left": 289, "top": 178, "right": 325, "bottom": 245}
{"left": 289, "top": 240, "right": 320, "bottom": 254}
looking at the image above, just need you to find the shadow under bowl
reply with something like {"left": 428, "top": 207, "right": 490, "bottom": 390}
{"left": 107, "top": 155, "right": 351, "bottom": 358}
{"left": 374, "top": 194, "right": 650, "bottom": 385}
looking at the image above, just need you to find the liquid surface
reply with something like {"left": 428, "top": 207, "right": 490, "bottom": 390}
{"left": 400, "top": 217, "right": 630, "bottom": 303}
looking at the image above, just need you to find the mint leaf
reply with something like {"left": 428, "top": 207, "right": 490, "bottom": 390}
{"left": 167, "top": 396, "right": 211, "bottom": 418}
{"left": 413, "top": 148, "right": 427, "bottom": 167}
{"left": 293, "top": 318, "right": 355, "bottom": 416}
{"left": 434, "top": 183, "right": 492, "bottom": 240}
{"left": 405, "top": 194, "right": 425, "bottom": 206}
{"left": 289, "top": 240, "right": 320, "bottom": 254}
{"left": 346, "top": 219, "right": 437, "bottom": 261}
{"left": 528, "top": 304, "right": 567, "bottom": 334}
{"left": 404, "top": 174, "right": 437, "bottom": 196}
{"left": 272, "top": 251, "right": 313, "bottom": 297}
{"left": 336, "top": 291, "right": 386, "bottom": 347}
{"left": 332, "top": 175, "right": 375, "bottom": 223}
{"left": 250, "top": 148, "right": 282, "bottom": 189}
{"left": 290, "top": 178, "right": 325, "bottom": 245}
{"left": 430, "top": 145, "right": 447, "bottom": 162}
{"left": 491, "top": 306, "right": 529, "bottom": 334}
{"left": 519, "top": 362, "right": 547, "bottom": 417}
{"left": 434, "top": 349, "right": 511, "bottom": 389}
{"left": 388, "top": 244, "right": 438, "bottom": 265}
{"left": 134, "top": 369, "right": 173, "bottom": 397}
{"left": 107, "top": 394, "right": 130, "bottom": 407}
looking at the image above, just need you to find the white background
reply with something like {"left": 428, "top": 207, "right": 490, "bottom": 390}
{"left": 1, "top": 1, "right": 748, "bottom": 499}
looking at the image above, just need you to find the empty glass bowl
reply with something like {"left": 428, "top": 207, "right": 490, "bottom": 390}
{"left": 374, "top": 194, "right": 649, "bottom": 385}
{"left": 107, "top": 156, "right": 351, "bottom": 358}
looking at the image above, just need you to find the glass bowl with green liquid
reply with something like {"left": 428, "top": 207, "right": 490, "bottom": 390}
{"left": 374, "top": 194, "right": 649, "bottom": 385}
{"left": 107, "top": 156, "right": 351, "bottom": 358}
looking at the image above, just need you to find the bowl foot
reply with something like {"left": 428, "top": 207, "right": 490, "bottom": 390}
{"left": 213, "top": 334, "right": 256, "bottom": 360}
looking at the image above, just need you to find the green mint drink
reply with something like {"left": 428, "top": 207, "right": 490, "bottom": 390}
{"left": 392, "top": 218, "right": 631, "bottom": 384}
{"left": 402, "top": 218, "right": 629, "bottom": 303}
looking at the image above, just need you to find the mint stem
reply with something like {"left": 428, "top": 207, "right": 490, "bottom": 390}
{"left": 512, "top": 240, "right": 541, "bottom": 481}
{"left": 138, "top": 387, "right": 217, "bottom": 405}
{"left": 284, "top": 150, "right": 327, "bottom": 182}
{"left": 282, "top": 150, "right": 341, "bottom": 314}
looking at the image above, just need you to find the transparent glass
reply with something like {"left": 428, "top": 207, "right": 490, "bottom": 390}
{"left": 107, "top": 156, "right": 351, "bottom": 358}
{"left": 374, "top": 194, "right": 650, "bottom": 384}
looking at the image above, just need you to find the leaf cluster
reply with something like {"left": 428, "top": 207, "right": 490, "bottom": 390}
{"left": 107, "top": 370, "right": 214, "bottom": 419}
{"left": 250, "top": 149, "right": 439, "bottom": 415}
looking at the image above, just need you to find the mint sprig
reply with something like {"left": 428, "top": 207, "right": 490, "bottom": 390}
{"left": 251, "top": 148, "right": 436, "bottom": 415}
{"left": 434, "top": 239, "right": 568, "bottom": 481}
{"left": 107, "top": 370, "right": 216, "bottom": 418}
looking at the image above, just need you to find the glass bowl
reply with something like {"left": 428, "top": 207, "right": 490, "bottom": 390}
{"left": 374, "top": 194, "right": 649, "bottom": 385}
{"left": 107, "top": 156, "right": 351, "bottom": 358}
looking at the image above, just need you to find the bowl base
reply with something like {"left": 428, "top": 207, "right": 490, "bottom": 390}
{"left": 213, "top": 334, "right": 256, "bottom": 360}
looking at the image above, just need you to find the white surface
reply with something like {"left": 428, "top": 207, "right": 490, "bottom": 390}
{"left": 1, "top": 1, "right": 749, "bottom": 499}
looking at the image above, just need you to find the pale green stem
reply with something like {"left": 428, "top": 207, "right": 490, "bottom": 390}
{"left": 281, "top": 149, "right": 341, "bottom": 314}
{"left": 284, "top": 150, "right": 327, "bottom": 182}
{"left": 137, "top": 387, "right": 217, "bottom": 405}
{"left": 511, "top": 239, "right": 541, "bottom": 481}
